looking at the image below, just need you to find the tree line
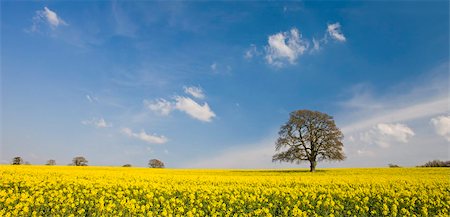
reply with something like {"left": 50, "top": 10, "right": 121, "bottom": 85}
{"left": 10, "top": 156, "right": 165, "bottom": 168}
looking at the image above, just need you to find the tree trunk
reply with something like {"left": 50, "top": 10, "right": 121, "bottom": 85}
{"left": 309, "top": 160, "right": 317, "bottom": 172}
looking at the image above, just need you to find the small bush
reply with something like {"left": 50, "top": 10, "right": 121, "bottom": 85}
{"left": 123, "top": 164, "right": 132, "bottom": 167}
{"left": 388, "top": 163, "right": 401, "bottom": 168}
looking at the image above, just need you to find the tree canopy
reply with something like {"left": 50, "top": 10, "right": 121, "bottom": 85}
{"left": 72, "top": 156, "right": 88, "bottom": 166}
{"left": 272, "top": 110, "right": 345, "bottom": 172}
{"left": 149, "top": 159, "right": 165, "bottom": 168}
{"left": 12, "top": 156, "right": 23, "bottom": 165}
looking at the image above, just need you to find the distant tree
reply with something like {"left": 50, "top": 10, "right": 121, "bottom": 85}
{"left": 24, "top": 161, "right": 31, "bottom": 165}
{"left": 148, "top": 159, "right": 165, "bottom": 168}
{"left": 12, "top": 156, "right": 24, "bottom": 165}
{"left": 272, "top": 110, "right": 346, "bottom": 172}
{"left": 46, "top": 159, "right": 56, "bottom": 166}
{"left": 419, "top": 160, "right": 450, "bottom": 167}
{"left": 123, "top": 164, "right": 132, "bottom": 167}
{"left": 388, "top": 163, "right": 401, "bottom": 168}
{"left": 72, "top": 156, "right": 88, "bottom": 166}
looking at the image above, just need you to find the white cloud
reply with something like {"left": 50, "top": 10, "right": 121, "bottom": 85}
{"left": 81, "top": 118, "right": 111, "bottom": 128}
{"left": 376, "top": 123, "right": 415, "bottom": 143}
{"left": 174, "top": 96, "right": 215, "bottom": 122}
{"left": 327, "top": 22, "right": 346, "bottom": 42}
{"left": 183, "top": 86, "right": 205, "bottom": 99}
{"left": 430, "top": 115, "right": 450, "bottom": 141}
{"left": 355, "top": 123, "right": 415, "bottom": 149}
{"left": 144, "top": 99, "right": 173, "bottom": 116}
{"left": 121, "top": 128, "right": 168, "bottom": 144}
{"left": 31, "top": 7, "right": 67, "bottom": 31}
{"left": 265, "top": 28, "right": 308, "bottom": 67}
{"left": 244, "top": 44, "right": 260, "bottom": 59}
{"left": 145, "top": 87, "right": 215, "bottom": 122}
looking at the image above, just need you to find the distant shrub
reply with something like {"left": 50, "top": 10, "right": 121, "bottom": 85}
{"left": 388, "top": 164, "right": 401, "bottom": 168}
{"left": 46, "top": 159, "right": 56, "bottom": 166}
{"left": 419, "top": 160, "right": 450, "bottom": 167}
{"left": 123, "top": 164, "right": 132, "bottom": 167}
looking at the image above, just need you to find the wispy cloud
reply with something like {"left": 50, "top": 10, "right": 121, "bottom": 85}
{"left": 341, "top": 97, "right": 448, "bottom": 134}
{"left": 327, "top": 22, "right": 346, "bottom": 42}
{"left": 86, "top": 94, "right": 98, "bottom": 103}
{"left": 311, "top": 38, "right": 321, "bottom": 52}
{"left": 210, "top": 62, "right": 217, "bottom": 72}
{"left": 184, "top": 86, "right": 205, "bottom": 99}
{"left": 121, "top": 128, "right": 168, "bottom": 144}
{"left": 174, "top": 96, "right": 215, "bottom": 122}
{"left": 430, "top": 115, "right": 450, "bottom": 141}
{"left": 82, "top": 118, "right": 111, "bottom": 128}
{"left": 265, "top": 28, "right": 308, "bottom": 67}
{"left": 144, "top": 98, "right": 173, "bottom": 116}
{"left": 337, "top": 63, "right": 449, "bottom": 166}
{"left": 244, "top": 44, "right": 260, "bottom": 59}
{"left": 30, "top": 7, "right": 67, "bottom": 32}
{"left": 112, "top": 2, "right": 137, "bottom": 37}
{"left": 187, "top": 136, "right": 281, "bottom": 168}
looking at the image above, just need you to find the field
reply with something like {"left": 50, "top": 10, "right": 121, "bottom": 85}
{"left": 0, "top": 166, "right": 449, "bottom": 216}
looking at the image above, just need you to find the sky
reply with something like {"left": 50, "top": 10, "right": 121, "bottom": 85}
{"left": 1, "top": 1, "right": 449, "bottom": 168}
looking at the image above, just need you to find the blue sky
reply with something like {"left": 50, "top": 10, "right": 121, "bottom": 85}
{"left": 1, "top": 1, "right": 449, "bottom": 168}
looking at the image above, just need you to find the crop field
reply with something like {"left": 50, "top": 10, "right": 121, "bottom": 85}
{"left": 0, "top": 166, "right": 449, "bottom": 216}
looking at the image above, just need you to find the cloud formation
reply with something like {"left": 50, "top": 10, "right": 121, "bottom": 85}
{"left": 81, "top": 118, "right": 111, "bottom": 128}
{"left": 356, "top": 123, "right": 415, "bottom": 148}
{"left": 145, "top": 87, "right": 216, "bottom": 122}
{"left": 265, "top": 28, "right": 308, "bottom": 67}
{"left": 244, "top": 44, "right": 260, "bottom": 59}
{"left": 430, "top": 115, "right": 450, "bottom": 141}
{"left": 327, "top": 22, "right": 346, "bottom": 42}
{"left": 253, "top": 22, "right": 346, "bottom": 67}
{"left": 31, "top": 7, "right": 67, "bottom": 32}
{"left": 121, "top": 128, "right": 168, "bottom": 144}
{"left": 184, "top": 86, "right": 205, "bottom": 99}
{"left": 174, "top": 96, "right": 215, "bottom": 122}
{"left": 144, "top": 98, "right": 173, "bottom": 116}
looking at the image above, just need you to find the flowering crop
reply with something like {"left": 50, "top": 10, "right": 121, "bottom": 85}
{"left": 0, "top": 166, "right": 448, "bottom": 216}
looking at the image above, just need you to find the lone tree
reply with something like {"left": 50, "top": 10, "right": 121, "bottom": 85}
{"left": 46, "top": 159, "right": 56, "bottom": 166}
{"left": 272, "top": 110, "right": 345, "bottom": 172}
{"left": 148, "top": 159, "right": 165, "bottom": 168}
{"left": 12, "top": 156, "right": 24, "bottom": 165}
{"left": 72, "top": 156, "right": 88, "bottom": 166}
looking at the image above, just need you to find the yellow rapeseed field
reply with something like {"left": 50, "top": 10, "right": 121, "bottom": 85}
{"left": 0, "top": 166, "right": 449, "bottom": 216}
